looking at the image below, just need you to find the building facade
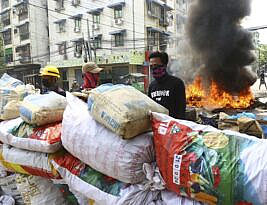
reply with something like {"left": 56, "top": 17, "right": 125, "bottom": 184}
{"left": 47, "top": 0, "right": 173, "bottom": 91}
{"left": 0, "top": 0, "right": 49, "bottom": 85}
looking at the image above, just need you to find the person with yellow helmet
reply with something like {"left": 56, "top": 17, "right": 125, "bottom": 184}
{"left": 39, "top": 65, "right": 66, "bottom": 97}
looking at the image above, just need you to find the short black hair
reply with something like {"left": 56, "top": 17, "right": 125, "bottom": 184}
{"left": 149, "top": 51, "right": 169, "bottom": 66}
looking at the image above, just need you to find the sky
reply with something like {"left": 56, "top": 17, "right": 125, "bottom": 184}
{"left": 242, "top": 0, "right": 267, "bottom": 44}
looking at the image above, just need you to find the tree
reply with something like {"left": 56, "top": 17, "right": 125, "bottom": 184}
{"left": 0, "top": 31, "right": 5, "bottom": 77}
{"left": 258, "top": 44, "right": 267, "bottom": 68}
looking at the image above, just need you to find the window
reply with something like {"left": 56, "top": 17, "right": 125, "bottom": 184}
{"left": 114, "top": 6, "right": 122, "bottom": 19}
{"left": 3, "top": 29, "right": 11, "bottom": 45}
{"left": 55, "top": 0, "right": 64, "bottom": 11}
{"left": 5, "top": 48, "right": 13, "bottom": 64}
{"left": 147, "top": 2, "right": 161, "bottom": 18}
{"left": 61, "top": 69, "right": 69, "bottom": 90}
{"left": 148, "top": 32, "right": 157, "bottom": 45}
{"left": 93, "top": 14, "right": 100, "bottom": 24}
{"left": 74, "top": 19, "right": 81, "bottom": 32}
{"left": 17, "top": 4, "right": 28, "bottom": 21}
{"left": 16, "top": 44, "right": 31, "bottom": 63}
{"left": 114, "top": 33, "right": 124, "bottom": 47}
{"left": 71, "top": 0, "right": 80, "bottom": 6}
{"left": 1, "top": 0, "right": 9, "bottom": 9}
{"left": 57, "top": 21, "right": 66, "bottom": 33}
{"left": 74, "top": 42, "right": 82, "bottom": 57}
{"left": 1, "top": 11, "right": 10, "bottom": 27}
{"left": 58, "top": 42, "right": 66, "bottom": 55}
{"left": 19, "top": 22, "right": 29, "bottom": 41}
{"left": 94, "top": 36, "right": 102, "bottom": 49}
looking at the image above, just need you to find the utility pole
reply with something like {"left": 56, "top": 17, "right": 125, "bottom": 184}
{"left": 132, "top": 0, "right": 135, "bottom": 49}
{"left": 87, "top": 18, "right": 92, "bottom": 61}
{"left": 92, "top": 23, "right": 97, "bottom": 63}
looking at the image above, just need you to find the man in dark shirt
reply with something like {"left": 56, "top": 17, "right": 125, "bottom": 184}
{"left": 39, "top": 65, "right": 66, "bottom": 97}
{"left": 148, "top": 51, "right": 186, "bottom": 119}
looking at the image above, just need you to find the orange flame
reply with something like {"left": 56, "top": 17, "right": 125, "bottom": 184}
{"left": 186, "top": 76, "right": 254, "bottom": 109}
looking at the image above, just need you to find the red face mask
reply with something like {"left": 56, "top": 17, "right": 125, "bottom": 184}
{"left": 151, "top": 64, "right": 167, "bottom": 79}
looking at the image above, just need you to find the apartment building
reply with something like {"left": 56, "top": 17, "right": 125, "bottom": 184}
{"left": 47, "top": 0, "right": 173, "bottom": 90}
{"left": 0, "top": 0, "right": 49, "bottom": 84}
{"left": 167, "top": 0, "right": 193, "bottom": 60}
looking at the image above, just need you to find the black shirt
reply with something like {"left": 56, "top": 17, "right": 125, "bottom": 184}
{"left": 148, "top": 73, "right": 186, "bottom": 119}
{"left": 41, "top": 86, "right": 66, "bottom": 97}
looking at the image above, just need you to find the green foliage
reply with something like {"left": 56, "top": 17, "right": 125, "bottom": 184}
{"left": 258, "top": 44, "right": 267, "bottom": 68}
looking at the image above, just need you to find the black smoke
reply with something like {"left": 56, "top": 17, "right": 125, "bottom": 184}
{"left": 186, "top": 0, "right": 257, "bottom": 94}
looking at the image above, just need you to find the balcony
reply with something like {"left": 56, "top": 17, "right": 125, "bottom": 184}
{"left": 16, "top": 43, "right": 31, "bottom": 64}
{"left": 1, "top": 28, "right": 11, "bottom": 45}
{"left": 0, "top": 9, "right": 10, "bottom": 27}
{"left": 19, "top": 56, "right": 31, "bottom": 63}
{"left": 13, "top": 1, "right": 28, "bottom": 21}
{"left": 159, "top": 18, "right": 169, "bottom": 27}
{"left": 17, "top": 22, "right": 29, "bottom": 41}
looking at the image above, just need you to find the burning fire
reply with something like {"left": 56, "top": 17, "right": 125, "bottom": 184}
{"left": 186, "top": 77, "right": 254, "bottom": 109}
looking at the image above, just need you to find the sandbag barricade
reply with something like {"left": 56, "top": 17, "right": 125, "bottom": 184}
{"left": 0, "top": 74, "right": 36, "bottom": 120}
{"left": 0, "top": 174, "right": 24, "bottom": 205}
{"left": 19, "top": 92, "right": 66, "bottom": 126}
{"left": 0, "top": 118, "right": 62, "bottom": 153}
{"left": 15, "top": 174, "right": 69, "bottom": 205}
{"left": 62, "top": 93, "right": 155, "bottom": 184}
{"left": 151, "top": 112, "right": 267, "bottom": 205}
{"left": 0, "top": 144, "right": 60, "bottom": 179}
{"left": 87, "top": 84, "right": 168, "bottom": 139}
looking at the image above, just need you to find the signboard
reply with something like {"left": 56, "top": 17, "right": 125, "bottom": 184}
{"left": 48, "top": 58, "right": 83, "bottom": 68}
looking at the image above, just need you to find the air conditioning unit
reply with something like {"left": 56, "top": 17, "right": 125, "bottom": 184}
{"left": 92, "top": 23, "right": 99, "bottom": 30}
{"left": 114, "top": 18, "right": 123, "bottom": 25}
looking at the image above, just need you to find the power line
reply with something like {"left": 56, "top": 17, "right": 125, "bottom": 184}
{"left": 29, "top": 1, "right": 147, "bottom": 36}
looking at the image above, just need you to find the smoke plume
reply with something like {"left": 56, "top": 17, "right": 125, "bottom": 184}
{"left": 186, "top": 0, "right": 257, "bottom": 93}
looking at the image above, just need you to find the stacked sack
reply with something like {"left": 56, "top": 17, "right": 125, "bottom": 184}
{"left": 0, "top": 89, "right": 77, "bottom": 204}
{"left": 59, "top": 84, "right": 169, "bottom": 204}
{"left": 0, "top": 73, "right": 36, "bottom": 120}
{"left": 59, "top": 84, "right": 206, "bottom": 204}
{"left": 151, "top": 112, "right": 267, "bottom": 205}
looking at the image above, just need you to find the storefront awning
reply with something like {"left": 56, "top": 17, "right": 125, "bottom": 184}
{"left": 88, "top": 7, "right": 104, "bottom": 15}
{"left": 107, "top": 1, "right": 125, "bottom": 8}
{"left": 147, "top": 26, "right": 163, "bottom": 33}
{"left": 109, "top": 29, "right": 126, "bottom": 35}
{"left": 54, "top": 19, "right": 66, "bottom": 24}
{"left": 69, "top": 14, "right": 83, "bottom": 19}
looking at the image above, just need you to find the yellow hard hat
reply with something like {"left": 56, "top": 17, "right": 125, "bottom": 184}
{"left": 40, "top": 65, "right": 60, "bottom": 78}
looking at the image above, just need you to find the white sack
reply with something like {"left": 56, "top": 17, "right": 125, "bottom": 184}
{"left": 62, "top": 93, "right": 155, "bottom": 184}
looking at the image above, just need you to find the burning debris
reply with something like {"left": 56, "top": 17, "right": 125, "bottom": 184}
{"left": 186, "top": 76, "right": 254, "bottom": 109}
{"left": 186, "top": 0, "right": 257, "bottom": 94}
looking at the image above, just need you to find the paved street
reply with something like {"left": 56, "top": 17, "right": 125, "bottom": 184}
{"left": 251, "top": 77, "right": 267, "bottom": 98}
